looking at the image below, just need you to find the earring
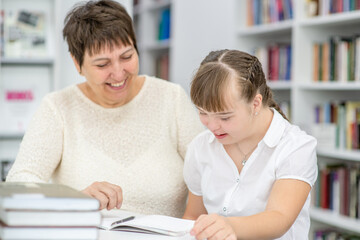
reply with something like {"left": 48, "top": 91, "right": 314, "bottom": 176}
{"left": 255, "top": 112, "right": 258, "bottom": 116}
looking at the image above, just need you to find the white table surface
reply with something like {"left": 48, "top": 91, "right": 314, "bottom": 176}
{"left": 98, "top": 209, "right": 196, "bottom": 240}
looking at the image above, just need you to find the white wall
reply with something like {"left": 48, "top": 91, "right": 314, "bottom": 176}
{"left": 170, "top": 0, "right": 236, "bottom": 94}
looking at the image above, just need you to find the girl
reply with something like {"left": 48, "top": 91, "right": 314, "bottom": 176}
{"left": 183, "top": 49, "right": 317, "bottom": 239}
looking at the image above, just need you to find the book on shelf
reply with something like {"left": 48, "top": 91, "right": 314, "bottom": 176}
{"left": 254, "top": 43, "right": 291, "bottom": 81}
{"left": 314, "top": 229, "right": 360, "bottom": 240}
{"left": 313, "top": 101, "right": 360, "bottom": 150}
{"left": 313, "top": 35, "right": 360, "bottom": 82}
{"left": 313, "top": 164, "right": 360, "bottom": 219}
{"left": 0, "top": 209, "right": 101, "bottom": 227}
{"left": 156, "top": 53, "right": 169, "bottom": 80}
{"left": 246, "top": 0, "right": 293, "bottom": 26}
{"left": 0, "top": 182, "right": 100, "bottom": 211}
{"left": 100, "top": 214, "right": 194, "bottom": 237}
{"left": 345, "top": 101, "right": 360, "bottom": 150}
{"left": 3, "top": 10, "right": 47, "bottom": 58}
{"left": 158, "top": 8, "right": 170, "bottom": 41}
{"left": 0, "top": 222, "right": 98, "bottom": 240}
{"left": 306, "top": 0, "right": 360, "bottom": 17}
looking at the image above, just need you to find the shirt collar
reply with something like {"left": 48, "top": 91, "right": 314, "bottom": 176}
{"left": 208, "top": 131, "right": 216, "bottom": 143}
{"left": 206, "top": 108, "right": 286, "bottom": 147}
{"left": 262, "top": 108, "right": 286, "bottom": 148}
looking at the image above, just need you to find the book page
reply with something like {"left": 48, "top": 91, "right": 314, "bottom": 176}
{"left": 101, "top": 215, "right": 194, "bottom": 236}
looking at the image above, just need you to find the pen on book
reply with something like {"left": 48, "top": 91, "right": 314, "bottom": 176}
{"left": 111, "top": 216, "right": 135, "bottom": 226}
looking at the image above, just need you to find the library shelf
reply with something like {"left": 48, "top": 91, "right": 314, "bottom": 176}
{"left": 0, "top": 134, "right": 24, "bottom": 140}
{"left": 133, "top": 0, "right": 171, "bottom": 15}
{"left": 317, "top": 148, "right": 360, "bottom": 162}
{"left": 297, "top": 82, "right": 360, "bottom": 90}
{"left": 237, "top": 20, "right": 293, "bottom": 37}
{"left": 310, "top": 208, "right": 360, "bottom": 234}
{"left": 299, "top": 10, "right": 360, "bottom": 27}
{"left": 1, "top": 58, "right": 54, "bottom": 65}
{"left": 142, "top": 39, "right": 172, "bottom": 51}
{"left": 267, "top": 81, "right": 292, "bottom": 90}
{"left": 236, "top": 1, "right": 360, "bottom": 237}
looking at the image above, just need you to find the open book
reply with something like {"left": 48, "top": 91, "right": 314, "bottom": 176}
{"left": 100, "top": 215, "right": 195, "bottom": 237}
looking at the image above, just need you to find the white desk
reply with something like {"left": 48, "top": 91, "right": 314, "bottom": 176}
{"left": 99, "top": 209, "right": 196, "bottom": 240}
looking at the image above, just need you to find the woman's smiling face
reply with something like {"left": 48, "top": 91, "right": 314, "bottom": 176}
{"left": 74, "top": 43, "right": 140, "bottom": 108}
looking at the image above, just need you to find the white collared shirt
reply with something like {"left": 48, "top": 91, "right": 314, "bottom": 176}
{"left": 184, "top": 109, "right": 318, "bottom": 239}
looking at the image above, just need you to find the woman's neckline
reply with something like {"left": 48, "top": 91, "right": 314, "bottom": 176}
{"left": 74, "top": 75, "right": 148, "bottom": 111}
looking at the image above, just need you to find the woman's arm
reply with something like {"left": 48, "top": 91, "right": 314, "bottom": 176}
{"left": 6, "top": 96, "right": 64, "bottom": 182}
{"left": 191, "top": 179, "right": 311, "bottom": 240}
{"left": 174, "top": 86, "right": 204, "bottom": 159}
{"left": 183, "top": 191, "right": 208, "bottom": 220}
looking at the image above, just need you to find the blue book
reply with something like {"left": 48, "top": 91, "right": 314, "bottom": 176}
{"left": 158, "top": 9, "right": 171, "bottom": 40}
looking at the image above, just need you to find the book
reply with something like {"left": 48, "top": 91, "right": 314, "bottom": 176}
{"left": 100, "top": 214, "right": 194, "bottom": 237}
{"left": 0, "top": 209, "right": 101, "bottom": 227}
{"left": 0, "top": 182, "right": 99, "bottom": 211}
{"left": 0, "top": 223, "right": 98, "bottom": 240}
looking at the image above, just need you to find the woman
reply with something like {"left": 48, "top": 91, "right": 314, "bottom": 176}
{"left": 183, "top": 49, "right": 318, "bottom": 239}
{"left": 7, "top": 0, "right": 203, "bottom": 218}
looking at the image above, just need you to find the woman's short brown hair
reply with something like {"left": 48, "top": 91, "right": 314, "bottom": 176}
{"left": 63, "top": 0, "right": 137, "bottom": 68}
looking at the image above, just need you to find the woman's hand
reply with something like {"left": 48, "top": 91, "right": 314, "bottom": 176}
{"left": 190, "top": 214, "right": 236, "bottom": 240}
{"left": 81, "top": 181, "right": 123, "bottom": 210}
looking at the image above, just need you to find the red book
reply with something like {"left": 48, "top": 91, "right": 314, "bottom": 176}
{"left": 320, "top": 168, "right": 330, "bottom": 209}
{"left": 270, "top": 45, "right": 279, "bottom": 80}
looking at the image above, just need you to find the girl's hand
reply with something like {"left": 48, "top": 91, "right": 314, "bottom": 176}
{"left": 190, "top": 214, "right": 236, "bottom": 240}
{"left": 81, "top": 181, "right": 123, "bottom": 210}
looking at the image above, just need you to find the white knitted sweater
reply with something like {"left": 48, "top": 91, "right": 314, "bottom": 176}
{"left": 7, "top": 76, "right": 203, "bottom": 217}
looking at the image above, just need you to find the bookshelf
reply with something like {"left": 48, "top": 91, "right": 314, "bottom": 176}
{"left": 134, "top": 0, "right": 172, "bottom": 80}
{"left": 234, "top": 0, "right": 360, "bottom": 238}
{"left": 0, "top": 0, "right": 133, "bottom": 178}
{"left": 0, "top": 0, "right": 58, "bottom": 166}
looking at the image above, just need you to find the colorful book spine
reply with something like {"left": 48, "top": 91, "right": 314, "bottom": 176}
{"left": 246, "top": 0, "right": 293, "bottom": 26}
{"left": 254, "top": 44, "right": 292, "bottom": 81}
{"left": 314, "top": 101, "right": 360, "bottom": 150}
{"left": 313, "top": 35, "right": 360, "bottom": 82}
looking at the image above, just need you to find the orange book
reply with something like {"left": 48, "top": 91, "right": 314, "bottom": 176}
{"left": 313, "top": 43, "right": 319, "bottom": 81}
{"left": 322, "top": 41, "right": 329, "bottom": 81}
{"left": 246, "top": 0, "right": 254, "bottom": 26}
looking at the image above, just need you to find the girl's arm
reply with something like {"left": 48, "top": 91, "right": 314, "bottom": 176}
{"left": 182, "top": 191, "right": 208, "bottom": 220}
{"left": 191, "top": 179, "right": 311, "bottom": 240}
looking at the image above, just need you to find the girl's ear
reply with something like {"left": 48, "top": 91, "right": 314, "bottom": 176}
{"left": 71, "top": 55, "right": 82, "bottom": 75}
{"left": 253, "top": 93, "right": 263, "bottom": 115}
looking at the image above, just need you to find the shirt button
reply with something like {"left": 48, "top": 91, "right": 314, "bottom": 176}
{"left": 223, "top": 207, "right": 227, "bottom": 212}
{"left": 236, "top": 178, "right": 240, "bottom": 183}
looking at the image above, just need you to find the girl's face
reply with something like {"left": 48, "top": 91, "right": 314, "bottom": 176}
{"left": 73, "top": 43, "right": 140, "bottom": 108}
{"left": 198, "top": 84, "right": 258, "bottom": 146}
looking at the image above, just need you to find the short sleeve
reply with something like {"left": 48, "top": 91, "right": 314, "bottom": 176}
{"left": 183, "top": 139, "right": 203, "bottom": 196}
{"left": 276, "top": 134, "right": 318, "bottom": 187}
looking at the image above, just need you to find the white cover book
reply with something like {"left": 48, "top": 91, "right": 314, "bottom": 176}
{"left": 0, "top": 182, "right": 99, "bottom": 211}
{"left": 0, "top": 225, "right": 98, "bottom": 240}
{"left": 0, "top": 209, "right": 101, "bottom": 227}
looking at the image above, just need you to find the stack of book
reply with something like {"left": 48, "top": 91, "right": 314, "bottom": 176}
{"left": 0, "top": 182, "right": 101, "bottom": 240}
